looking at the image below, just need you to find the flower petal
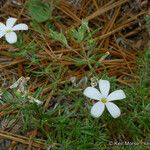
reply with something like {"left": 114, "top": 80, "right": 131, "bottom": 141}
{"left": 6, "top": 18, "right": 17, "bottom": 28}
{"left": 12, "top": 24, "right": 28, "bottom": 31}
{"left": 83, "top": 87, "right": 102, "bottom": 100}
{"left": 107, "top": 90, "right": 126, "bottom": 101}
{"left": 0, "top": 31, "right": 5, "bottom": 38}
{"left": 5, "top": 32, "right": 17, "bottom": 44}
{"left": 106, "top": 102, "right": 121, "bottom": 118}
{"left": 99, "top": 80, "right": 110, "bottom": 97}
{"left": 91, "top": 102, "right": 105, "bottom": 118}
{"left": 0, "top": 23, "right": 7, "bottom": 31}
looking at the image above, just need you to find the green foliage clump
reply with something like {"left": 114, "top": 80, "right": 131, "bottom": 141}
{"left": 26, "top": 0, "right": 53, "bottom": 23}
{"left": 49, "top": 29, "right": 69, "bottom": 48}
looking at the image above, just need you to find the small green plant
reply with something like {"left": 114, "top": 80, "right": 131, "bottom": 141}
{"left": 49, "top": 29, "right": 69, "bottom": 48}
{"left": 69, "top": 21, "right": 89, "bottom": 43}
{"left": 0, "top": 6, "right": 149, "bottom": 149}
{"left": 26, "top": 0, "right": 53, "bottom": 23}
{"left": 69, "top": 20, "right": 100, "bottom": 45}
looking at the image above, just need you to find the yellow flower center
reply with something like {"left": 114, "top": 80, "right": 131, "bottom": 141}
{"left": 6, "top": 29, "right": 12, "bottom": 33}
{"left": 101, "top": 97, "right": 107, "bottom": 103}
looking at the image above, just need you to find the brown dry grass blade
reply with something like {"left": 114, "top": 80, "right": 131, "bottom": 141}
{"left": 0, "top": 130, "right": 46, "bottom": 149}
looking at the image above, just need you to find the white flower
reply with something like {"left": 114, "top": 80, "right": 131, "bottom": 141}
{"left": 83, "top": 79, "right": 126, "bottom": 118}
{"left": 0, "top": 17, "right": 28, "bottom": 44}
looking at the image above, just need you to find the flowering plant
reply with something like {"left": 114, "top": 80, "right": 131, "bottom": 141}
{"left": 0, "top": 17, "right": 28, "bottom": 44}
{"left": 84, "top": 80, "right": 126, "bottom": 118}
